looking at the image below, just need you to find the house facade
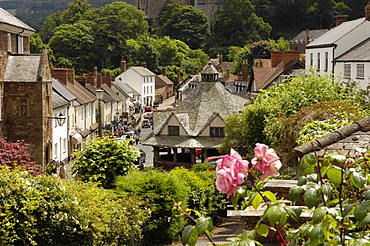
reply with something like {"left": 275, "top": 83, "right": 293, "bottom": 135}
{"left": 155, "top": 68, "right": 174, "bottom": 102}
{"left": 305, "top": 3, "right": 370, "bottom": 78}
{"left": 115, "top": 65, "right": 156, "bottom": 108}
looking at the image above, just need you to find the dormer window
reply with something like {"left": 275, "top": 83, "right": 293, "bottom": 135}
{"left": 168, "top": 126, "right": 179, "bottom": 136}
{"left": 210, "top": 127, "right": 224, "bottom": 137}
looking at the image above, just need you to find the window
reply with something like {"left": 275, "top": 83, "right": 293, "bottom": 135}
{"left": 168, "top": 126, "right": 179, "bottom": 136}
{"left": 54, "top": 143, "right": 58, "bottom": 158}
{"left": 357, "top": 64, "right": 365, "bottom": 79}
{"left": 310, "top": 53, "right": 313, "bottom": 66}
{"left": 344, "top": 64, "right": 351, "bottom": 79}
{"left": 17, "top": 36, "right": 24, "bottom": 54}
{"left": 7, "top": 33, "right": 11, "bottom": 52}
{"left": 317, "top": 53, "right": 321, "bottom": 70}
{"left": 324, "top": 52, "right": 329, "bottom": 72}
{"left": 210, "top": 127, "right": 224, "bottom": 137}
{"left": 63, "top": 138, "right": 67, "bottom": 153}
{"left": 12, "top": 97, "right": 28, "bottom": 116}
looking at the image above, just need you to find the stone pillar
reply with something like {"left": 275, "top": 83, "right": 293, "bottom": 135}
{"left": 173, "top": 148, "right": 178, "bottom": 162}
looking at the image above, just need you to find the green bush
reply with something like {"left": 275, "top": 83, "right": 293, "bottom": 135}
{"left": 71, "top": 136, "right": 138, "bottom": 189}
{"left": 0, "top": 166, "right": 148, "bottom": 245}
{"left": 115, "top": 169, "right": 188, "bottom": 245}
{"left": 170, "top": 166, "right": 227, "bottom": 220}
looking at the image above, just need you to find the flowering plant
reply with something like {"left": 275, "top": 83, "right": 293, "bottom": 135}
{"left": 181, "top": 142, "right": 370, "bottom": 246}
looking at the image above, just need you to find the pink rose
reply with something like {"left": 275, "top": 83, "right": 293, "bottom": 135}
{"left": 216, "top": 148, "right": 249, "bottom": 198}
{"left": 251, "top": 143, "right": 282, "bottom": 180}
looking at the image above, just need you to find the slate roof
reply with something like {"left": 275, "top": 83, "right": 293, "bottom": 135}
{"left": 55, "top": 78, "right": 95, "bottom": 105}
{"left": 85, "top": 83, "right": 111, "bottom": 103}
{"left": 156, "top": 75, "right": 174, "bottom": 85}
{"left": 52, "top": 91, "right": 69, "bottom": 109}
{"left": 294, "top": 117, "right": 370, "bottom": 157}
{"left": 0, "top": 7, "right": 35, "bottom": 33}
{"left": 290, "top": 29, "right": 328, "bottom": 44}
{"left": 334, "top": 37, "right": 370, "bottom": 62}
{"left": 130, "top": 66, "right": 156, "bottom": 76}
{"left": 4, "top": 55, "right": 41, "bottom": 82}
{"left": 112, "top": 82, "right": 129, "bottom": 98}
{"left": 101, "top": 83, "right": 125, "bottom": 102}
{"left": 52, "top": 78, "right": 77, "bottom": 103}
{"left": 143, "top": 63, "right": 244, "bottom": 149}
{"left": 306, "top": 18, "right": 366, "bottom": 48}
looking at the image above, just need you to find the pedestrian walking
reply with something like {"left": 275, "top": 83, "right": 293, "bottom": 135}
{"left": 135, "top": 136, "right": 140, "bottom": 145}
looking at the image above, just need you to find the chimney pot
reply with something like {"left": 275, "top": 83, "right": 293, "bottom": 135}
{"left": 366, "top": 2, "right": 370, "bottom": 21}
{"left": 336, "top": 15, "right": 348, "bottom": 26}
{"left": 120, "top": 59, "right": 126, "bottom": 73}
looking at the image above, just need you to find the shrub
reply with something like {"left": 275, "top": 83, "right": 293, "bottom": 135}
{"left": 0, "top": 166, "right": 148, "bottom": 245}
{"left": 115, "top": 169, "right": 188, "bottom": 245}
{"left": 71, "top": 136, "right": 138, "bottom": 188}
{"left": 170, "top": 167, "right": 227, "bottom": 220}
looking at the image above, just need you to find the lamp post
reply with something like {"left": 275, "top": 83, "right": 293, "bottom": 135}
{"left": 49, "top": 113, "right": 66, "bottom": 126}
{"left": 96, "top": 89, "right": 104, "bottom": 137}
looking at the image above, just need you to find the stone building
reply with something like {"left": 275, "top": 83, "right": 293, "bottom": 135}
{"left": 0, "top": 8, "right": 56, "bottom": 166}
{"left": 133, "top": 0, "right": 221, "bottom": 24}
{"left": 142, "top": 62, "right": 244, "bottom": 168}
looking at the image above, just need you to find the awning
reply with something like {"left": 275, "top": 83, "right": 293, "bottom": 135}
{"left": 70, "top": 132, "right": 83, "bottom": 145}
{"left": 89, "top": 123, "right": 99, "bottom": 131}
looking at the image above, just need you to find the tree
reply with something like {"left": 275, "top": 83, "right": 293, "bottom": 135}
{"left": 210, "top": 0, "right": 272, "bottom": 47}
{"left": 220, "top": 71, "right": 370, "bottom": 165}
{"left": 93, "top": 1, "right": 149, "bottom": 69}
{"left": 48, "top": 20, "right": 96, "bottom": 73}
{"left": 0, "top": 137, "right": 42, "bottom": 175}
{"left": 156, "top": 2, "right": 210, "bottom": 49}
{"left": 71, "top": 136, "right": 139, "bottom": 189}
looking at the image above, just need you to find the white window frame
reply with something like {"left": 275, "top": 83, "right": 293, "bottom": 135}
{"left": 344, "top": 64, "right": 351, "bottom": 79}
{"left": 317, "top": 53, "right": 321, "bottom": 71}
{"left": 324, "top": 52, "right": 328, "bottom": 72}
{"left": 17, "top": 36, "right": 24, "bottom": 54}
{"left": 7, "top": 33, "right": 11, "bottom": 52}
{"left": 356, "top": 64, "right": 365, "bottom": 79}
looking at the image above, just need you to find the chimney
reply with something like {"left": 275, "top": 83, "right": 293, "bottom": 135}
{"left": 97, "top": 73, "right": 102, "bottom": 89}
{"left": 67, "top": 68, "right": 75, "bottom": 84}
{"left": 219, "top": 53, "right": 223, "bottom": 65}
{"left": 162, "top": 67, "right": 167, "bottom": 76}
{"left": 336, "top": 15, "right": 348, "bottom": 26}
{"left": 282, "top": 51, "right": 300, "bottom": 69}
{"left": 52, "top": 67, "right": 68, "bottom": 84}
{"left": 93, "top": 66, "right": 98, "bottom": 77}
{"left": 366, "top": 2, "right": 370, "bottom": 21}
{"left": 305, "top": 29, "right": 310, "bottom": 44}
{"left": 225, "top": 69, "right": 230, "bottom": 81}
{"left": 177, "top": 69, "right": 180, "bottom": 85}
{"left": 271, "top": 51, "right": 283, "bottom": 67}
{"left": 120, "top": 59, "right": 126, "bottom": 73}
{"left": 242, "top": 61, "right": 248, "bottom": 81}
{"left": 141, "top": 61, "right": 147, "bottom": 68}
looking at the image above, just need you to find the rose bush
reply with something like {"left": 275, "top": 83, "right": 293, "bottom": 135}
{"left": 181, "top": 142, "right": 370, "bottom": 246}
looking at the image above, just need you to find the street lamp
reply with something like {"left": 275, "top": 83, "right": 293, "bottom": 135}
{"left": 96, "top": 89, "right": 104, "bottom": 137}
{"left": 49, "top": 113, "right": 66, "bottom": 126}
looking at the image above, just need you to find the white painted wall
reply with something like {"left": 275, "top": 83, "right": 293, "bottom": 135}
{"left": 52, "top": 106, "right": 68, "bottom": 162}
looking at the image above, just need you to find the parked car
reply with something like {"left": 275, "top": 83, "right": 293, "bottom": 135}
{"left": 144, "top": 106, "right": 152, "bottom": 112}
{"left": 206, "top": 155, "right": 226, "bottom": 165}
{"left": 153, "top": 101, "right": 159, "bottom": 109}
{"left": 142, "top": 119, "right": 151, "bottom": 128}
{"left": 144, "top": 112, "right": 153, "bottom": 123}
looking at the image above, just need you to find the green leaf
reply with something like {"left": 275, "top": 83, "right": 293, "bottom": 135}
{"left": 308, "top": 224, "right": 322, "bottom": 240}
{"left": 182, "top": 225, "right": 199, "bottom": 246}
{"left": 241, "top": 230, "right": 256, "bottom": 240}
{"left": 307, "top": 173, "right": 318, "bottom": 183}
{"left": 255, "top": 224, "right": 269, "bottom": 237}
{"left": 343, "top": 204, "right": 354, "bottom": 217}
{"left": 304, "top": 188, "right": 319, "bottom": 209}
{"left": 286, "top": 206, "right": 302, "bottom": 220}
{"left": 297, "top": 176, "right": 307, "bottom": 186}
{"left": 350, "top": 171, "right": 366, "bottom": 189}
{"left": 266, "top": 205, "right": 283, "bottom": 225}
{"left": 252, "top": 193, "right": 263, "bottom": 209}
{"left": 279, "top": 212, "right": 287, "bottom": 226}
{"left": 289, "top": 185, "right": 303, "bottom": 203}
{"left": 303, "top": 153, "right": 317, "bottom": 166}
{"left": 354, "top": 202, "right": 370, "bottom": 222}
{"left": 195, "top": 217, "right": 213, "bottom": 235}
{"left": 362, "top": 190, "right": 370, "bottom": 201}
{"left": 327, "top": 167, "right": 342, "bottom": 187}
{"left": 263, "top": 191, "right": 276, "bottom": 202}
{"left": 312, "top": 206, "right": 328, "bottom": 224}
{"left": 363, "top": 214, "right": 370, "bottom": 224}
{"left": 321, "top": 184, "right": 332, "bottom": 199}
{"left": 230, "top": 193, "right": 240, "bottom": 210}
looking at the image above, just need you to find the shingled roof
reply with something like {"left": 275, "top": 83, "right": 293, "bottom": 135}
{"left": 0, "top": 7, "right": 35, "bottom": 34}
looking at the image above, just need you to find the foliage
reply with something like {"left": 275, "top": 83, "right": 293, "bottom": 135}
{"left": 269, "top": 37, "right": 291, "bottom": 52}
{"left": 170, "top": 167, "right": 227, "bottom": 220}
{"left": 156, "top": 1, "right": 210, "bottom": 49}
{"left": 249, "top": 40, "right": 277, "bottom": 59}
{"left": 278, "top": 101, "right": 366, "bottom": 172}
{"left": 115, "top": 169, "right": 188, "bottom": 245}
{"left": 210, "top": 0, "right": 272, "bottom": 47}
{"left": 0, "top": 137, "right": 42, "bottom": 175}
{"left": 221, "top": 71, "right": 370, "bottom": 166}
{"left": 71, "top": 136, "right": 138, "bottom": 189}
{"left": 0, "top": 166, "right": 148, "bottom": 245}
